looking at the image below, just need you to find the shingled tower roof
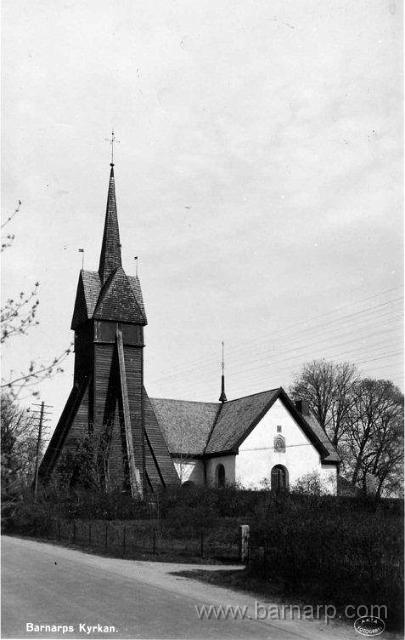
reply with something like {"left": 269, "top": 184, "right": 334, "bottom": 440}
{"left": 98, "top": 165, "right": 122, "bottom": 284}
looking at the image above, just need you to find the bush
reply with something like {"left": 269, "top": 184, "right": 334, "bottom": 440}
{"left": 248, "top": 501, "right": 403, "bottom": 627}
{"left": 4, "top": 497, "right": 53, "bottom": 537}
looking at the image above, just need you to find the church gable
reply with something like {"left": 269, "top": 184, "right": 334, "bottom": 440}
{"left": 94, "top": 267, "right": 145, "bottom": 324}
{"left": 71, "top": 271, "right": 101, "bottom": 329}
{"left": 205, "top": 389, "right": 280, "bottom": 454}
{"left": 127, "top": 275, "right": 147, "bottom": 323}
{"left": 235, "top": 398, "right": 338, "bottom": 490}
{"left": 71, "top": 275, "right": 88, "bottom": 330}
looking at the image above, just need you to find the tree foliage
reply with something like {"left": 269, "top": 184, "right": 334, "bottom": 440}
{"left": 1, "top": 392, "right": 38, "bottom": 496}
{"left": 290, "top": 360, "right": 404, "bottom": 497}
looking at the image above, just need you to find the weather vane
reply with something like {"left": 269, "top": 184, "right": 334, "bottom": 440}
{"left": 105, "top": 129, "right": 120, "bottom": 166}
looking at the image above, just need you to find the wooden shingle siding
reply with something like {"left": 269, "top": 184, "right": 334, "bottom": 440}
{"left": 71, "top": 276, "right": 88, "bottom": 330}
{"left": 144, "top": 434, "right": 164, "bottom": 488}
{"left": 123, "top": 346, "right": 143, "bottom": 473}
{"left": 106, "top": 400, "right": 127, "bottom": 490}
{"left": 39, "top": 379, "right": 90, "bottom": 479}
{"left": 74, "top": 322, "right": 93, "bottom": 384}
{"left": 94, "top": 268, "right": 145, "bottom": 324}
{"left": 143, "top": 390, "right": 180, "bottom": 487}
{"left": 98, "top": 167, "right": 122, "bottom": 284}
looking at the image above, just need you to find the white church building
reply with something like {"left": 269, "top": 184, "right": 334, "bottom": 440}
{"left": 151, "top": 388, "right": 340, "bottom": 493}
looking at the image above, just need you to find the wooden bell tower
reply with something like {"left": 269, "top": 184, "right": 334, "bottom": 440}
{"left": 39, "top": 157, "right": 179, "bottom": 495}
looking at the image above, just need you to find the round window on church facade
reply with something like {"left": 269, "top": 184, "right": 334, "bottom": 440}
{"left": 274, "top": 435, "right": 286, "bottom": 453}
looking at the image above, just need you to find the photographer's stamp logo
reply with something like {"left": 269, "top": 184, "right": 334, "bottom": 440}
{"left": 354, "top": 616, "right": 385, "bottom": 636}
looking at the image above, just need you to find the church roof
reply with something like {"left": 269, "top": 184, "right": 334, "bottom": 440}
{"left": 205, "top": 389, "right": 279, "bottom": 454}
{"left": 302, "top": 412, "right": 340, "bottom": 463}
{"left": 150, "top": 387, "right": 340, "bottom": 463}
{"left": 71, "top": 269, "right": 147, "bottom": 328}
{"left": 94, "top": 267, "right": 145, "bottom": 324}
{"left": 150, "top": 398, "right": 219, "bottom": 455}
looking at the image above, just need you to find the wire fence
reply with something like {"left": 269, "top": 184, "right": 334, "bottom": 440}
{"left": 46, "top": 518, "right": 242, "bottom": 562}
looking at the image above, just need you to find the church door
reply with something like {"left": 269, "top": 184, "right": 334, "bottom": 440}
{"left": 271, "top": 464, "right": 288, "bottom": 491}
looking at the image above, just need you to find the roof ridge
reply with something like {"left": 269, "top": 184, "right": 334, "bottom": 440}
{"left": 225, "top": 387, "right": 281, "bottom": 403}
{"left": 150, "top": 388, "right": 281, "bottom": 405}
{"left": 150, "top": 397, "right": 220, "bottom": 406}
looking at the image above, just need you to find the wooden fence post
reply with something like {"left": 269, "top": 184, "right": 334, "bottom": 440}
{"left": 88, "top": 523, "right": 92, "bottom": 546}
{"left": 58, "top": 520, "right": 61, "bottom": 541}
{"left": 105, "top": 523, "right": 108, "bottom": 551}
{"left": 200, "top": 531, "right": 204, "bottom": 558}
{"left": 123, "top": 526, "right": 126, "bottom": 555}
{"left": 73, "top": 521, "right": 77, "bottom": 544}
{"left": 152, "top": 529, "right": 156, "bottom": 555}
{"left": 240, "top": 524, "right": 249, "bottom": 563}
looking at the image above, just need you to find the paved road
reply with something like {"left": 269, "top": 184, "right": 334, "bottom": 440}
{"left": 1, "top": 536, "right": 376, "bottom": 639}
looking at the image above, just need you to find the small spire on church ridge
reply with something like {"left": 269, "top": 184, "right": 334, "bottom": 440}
{"left": 219, "top": 340, "right": 227, "bottom": 403}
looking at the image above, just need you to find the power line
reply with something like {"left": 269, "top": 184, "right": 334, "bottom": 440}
{"left": 149, "top": 318, "right": 402, "bottom": 388}
{"left": 226, "top": 325, "right": 403, "bottom": 378}
{"left": 151, "top": 346, "right": 403, "bottom": 399}
{"left": 149, "top": 295, "right": 403, "bottom": 383}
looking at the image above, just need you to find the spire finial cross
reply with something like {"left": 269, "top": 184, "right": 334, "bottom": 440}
{"left": 105, "top": 129, "right": 120, "bottom": 166}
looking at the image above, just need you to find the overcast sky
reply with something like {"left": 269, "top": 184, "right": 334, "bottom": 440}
{"left": 2, "top": 0, "right": 403, "bottom": 431}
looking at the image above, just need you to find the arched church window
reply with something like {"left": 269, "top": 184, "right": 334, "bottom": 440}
{"left": 216, "top": 464, "right": 226, "bottom": 488}
{"left": 271, "top": 465, "right": 289, "bottom": 491}
{"left": 274, "top": 435, "right": 286, "bottom": 453}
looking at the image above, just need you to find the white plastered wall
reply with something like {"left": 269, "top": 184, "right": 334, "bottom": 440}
{"left": 235, "top": 398, "right": 337, "bottom": 492}
{"left": 205, "top": 455, "right": 236, "bottom": 487}
{"left": 173, "top": 458, "right": 204, "bottom": 485}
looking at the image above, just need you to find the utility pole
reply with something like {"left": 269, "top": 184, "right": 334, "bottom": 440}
{"left": 32, "top": 402, "right": 52, "bottom": 499}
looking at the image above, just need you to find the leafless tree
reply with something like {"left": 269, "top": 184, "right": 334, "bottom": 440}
{"left": 346, "top": 378, "right": 403, "bottom": 497}
{"left": 290, "top": 359, "right": 358, "bottom": 447}
{"left": 291, "top": 360, "right": 404, "bottom": 497}
{"left": 1, "top": 201, "right": 73, "bottom": 398}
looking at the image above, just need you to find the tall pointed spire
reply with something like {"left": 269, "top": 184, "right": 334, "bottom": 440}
{"left": 98, "top": 161, "right": 122, "bottom": 284}
{"left": 219, "top": 341, "right": 227, "bottom": 403}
